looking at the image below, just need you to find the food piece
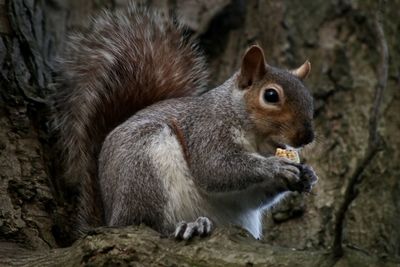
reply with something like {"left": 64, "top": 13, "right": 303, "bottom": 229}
{"left": 275, "top": 148, "right": 300, "bottom": 163}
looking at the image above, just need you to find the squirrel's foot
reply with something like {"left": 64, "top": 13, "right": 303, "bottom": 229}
{"left": 174, "top": 216, "right": 213, "bottom": 240}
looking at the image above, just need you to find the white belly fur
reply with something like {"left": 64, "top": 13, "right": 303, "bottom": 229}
{"left": 149, "top": 126, "right": 204, "bottom": 225}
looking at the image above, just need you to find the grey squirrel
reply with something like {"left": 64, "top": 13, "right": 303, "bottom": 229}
{"left": 54, "top": 4, "right": 318, "bottom": 240}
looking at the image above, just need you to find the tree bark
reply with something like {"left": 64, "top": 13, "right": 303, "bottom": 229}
{"left": 2, "top": 226, "right": 400, "bottom": 267}
{"left": 1, "top": 0, "right": 399, "bottom": 266}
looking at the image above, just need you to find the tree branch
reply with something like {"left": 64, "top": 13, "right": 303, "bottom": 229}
{"left": 1, "top": 226, "right": 400, "bottom": 267}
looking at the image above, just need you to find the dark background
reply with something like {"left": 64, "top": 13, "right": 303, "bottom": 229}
{"left": 0, "top": 0, "right": 399, "bottom": 266}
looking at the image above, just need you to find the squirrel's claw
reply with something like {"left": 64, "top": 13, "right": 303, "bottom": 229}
{"left": 174, "top": 216, "right": 213, "bottom": 240}
{"left": 299, "top": 165, "right": 318, "bottom": 193}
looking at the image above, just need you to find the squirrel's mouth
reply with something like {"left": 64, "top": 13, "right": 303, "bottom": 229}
{"left": 270, "top": 140, "right": 301, "bottom": 151}
{"left": 270, "top": 141, "right": 287, "bottom": 150}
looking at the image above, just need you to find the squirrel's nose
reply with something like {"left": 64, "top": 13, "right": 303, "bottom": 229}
{"left": 294, "top": 122, "right": 314, "bottom": 147}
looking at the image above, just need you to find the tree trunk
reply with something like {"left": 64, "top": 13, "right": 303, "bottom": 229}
{"left": 0, "top": 0, "right": 399, "bottom": 266}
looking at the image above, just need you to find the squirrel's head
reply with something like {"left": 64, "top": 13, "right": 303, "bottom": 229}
{"left": 237, "top": 45, "right": 314, "bottom": 150}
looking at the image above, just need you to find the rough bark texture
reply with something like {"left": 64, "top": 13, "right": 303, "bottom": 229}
{"left": 0, "top": 0, "right": 399, "bottom": 266}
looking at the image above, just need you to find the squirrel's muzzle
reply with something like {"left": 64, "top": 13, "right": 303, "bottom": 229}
{"left": 293, "top": 121, "right": 314, "bottom": 147}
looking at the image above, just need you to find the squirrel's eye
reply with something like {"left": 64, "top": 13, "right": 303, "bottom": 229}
{"left": 263, "top": 88, "right": 280, "bottom": 103}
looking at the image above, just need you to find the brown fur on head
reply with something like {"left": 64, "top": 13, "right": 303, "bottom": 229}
{"left": 238, "top": 45, "right": 314, "bottom": 150}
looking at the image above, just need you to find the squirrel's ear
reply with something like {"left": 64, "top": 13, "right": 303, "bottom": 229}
{"left": 238, "top": 45, "right": 267, "bottom": 89}
{"left": 291, "top": 60, "right": 311, "bottom": 80}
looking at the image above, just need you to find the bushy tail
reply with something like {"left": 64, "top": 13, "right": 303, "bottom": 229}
{"left": 53, "top": 4, "right": 208, "bottom": 233}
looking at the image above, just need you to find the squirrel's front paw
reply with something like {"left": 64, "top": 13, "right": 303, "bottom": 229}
{"left": 174, "top": 217, "right": 213, "bottom": 240}
{"left": 271, "top": 157, "right": 303, "bottom": 192}
{"left": 271, "top": 157, "right": 318, "bottom": 194}
{"left": 299, "top": 165, "right": 318, "bottom": 193}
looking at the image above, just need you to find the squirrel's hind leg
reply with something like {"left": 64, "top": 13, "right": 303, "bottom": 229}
{"left": 174, "top": 217, "right": 213, "bottom": 240}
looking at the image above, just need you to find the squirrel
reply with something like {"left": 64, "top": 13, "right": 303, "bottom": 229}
{"left": 54, "top": 4, "right": 318, "bottom": 240}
